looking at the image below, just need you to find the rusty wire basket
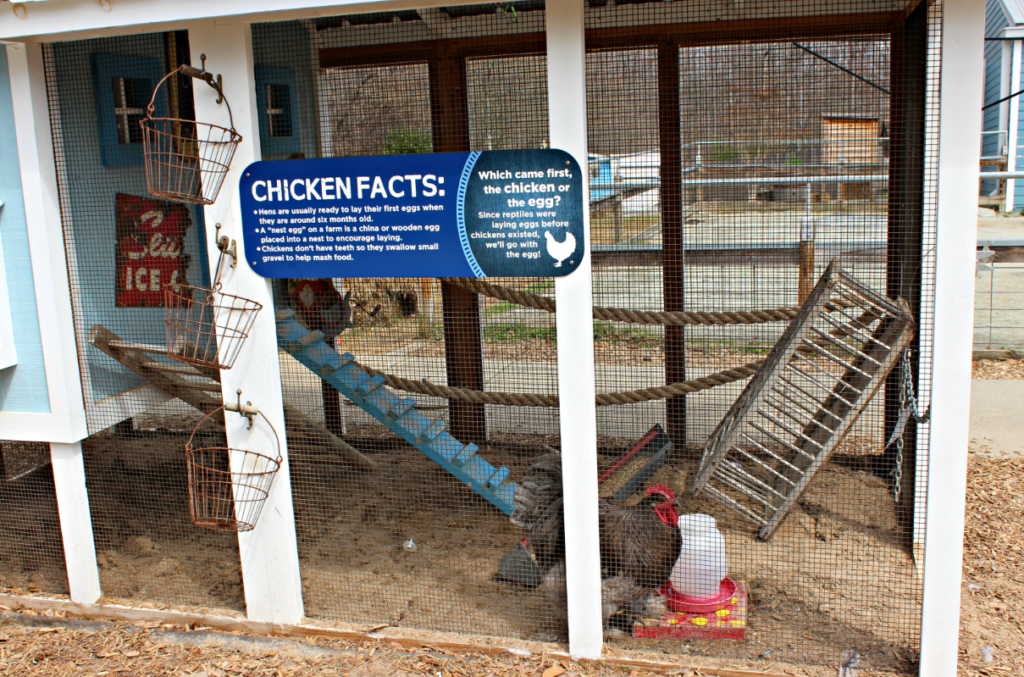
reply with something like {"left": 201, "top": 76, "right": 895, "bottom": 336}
{"left": 141, "top": 64, "right": 242, "bottom": 205}
{"left": 164, "top": 282, "right": 262, "bottom": 370}
{"left": 185, "top": 405, "right": 282, "bottom": 532}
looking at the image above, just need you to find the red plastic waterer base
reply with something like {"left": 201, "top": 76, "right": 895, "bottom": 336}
{"left": 632, "top": 580, "right": 748, "bottom": 640}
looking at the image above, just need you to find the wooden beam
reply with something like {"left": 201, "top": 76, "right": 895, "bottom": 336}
{"left": 920, "top": 0, "right": 984, "bottom": 670}
{"left": 189, "top": 21, "right": 304, "bottom": 625}
{"left": 547, "top": 0, "right": 603, "bottom": 658}
{"left": 429, "top": 45, "right": 486, "bottom": 445}
{"left": 588, "top": 12, "right": 903, "bottom": 50}
{"left": 659, "top": 42, "right": 686, "bottom": 452}
{"left": 318, "top": 13, "right": 904, "bottom": 70}
{"left": 320, "top": 33, "right": 545, "bottom": 67}
{"left": 321, "top": 380, "right": 345, "bottom": 439}
{"left": 49, "top": 442, "right": 101, "bottom": 604}
{"left": 884, "top": 5, "right": 927, "bottom": 547}
{"left": 0, "top": 594, "right": 797, "bottom": 677}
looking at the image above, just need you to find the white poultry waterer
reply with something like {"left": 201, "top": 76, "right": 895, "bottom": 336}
{"left": 669, "top": 513, "right": 728, "bottom": 599}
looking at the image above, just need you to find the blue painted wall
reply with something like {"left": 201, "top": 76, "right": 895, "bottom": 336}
{"left": 252, "top": 21, "right": 322, "bottom": 161}
{"left": 50, "top": 35, "right": 209, "bottom": 406}
{"left": 0, "top": 48, "right": 50, "bottom": 414}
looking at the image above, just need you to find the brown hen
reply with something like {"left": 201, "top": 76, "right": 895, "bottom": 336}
{"left": 511, "top": 451, "right": 681, "bottom": 630}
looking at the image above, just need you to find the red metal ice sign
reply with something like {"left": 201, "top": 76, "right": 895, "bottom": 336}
{"left": 115, "top": 193, "right": 191, "bottom": 307}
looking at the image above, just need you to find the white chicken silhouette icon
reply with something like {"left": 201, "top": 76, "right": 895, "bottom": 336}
{"left": 544, "top": 230, "right": 576, "bottom": 267}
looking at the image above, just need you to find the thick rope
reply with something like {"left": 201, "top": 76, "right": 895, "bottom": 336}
{"left": 354, "top": 358, "right": 764, "bottom": 407}
{"left": 440, "top": 277, "right": 802, "bottom": 326}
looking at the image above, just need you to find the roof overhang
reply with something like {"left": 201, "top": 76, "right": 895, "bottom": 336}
{"left": 0, "top": 0, "right": 916, "bottom": 44}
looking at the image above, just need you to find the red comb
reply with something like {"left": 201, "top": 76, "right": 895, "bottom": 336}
{"left": 647, "top": 483, "right": 676, "bottom": 502}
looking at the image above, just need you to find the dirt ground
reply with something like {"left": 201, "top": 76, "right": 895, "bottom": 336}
{"left": 0, "top": 422, "right": 921, "bottom": 675}
{"left": 80, "top": 429, "right": 245, "bottom": 613}
{"left": 0, "top": 442, "right": 1014, "bottom": 676}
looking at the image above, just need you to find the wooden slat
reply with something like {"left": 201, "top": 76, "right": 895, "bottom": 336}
{"left": 88, "top": 324, "right": 375, "bottom": 471}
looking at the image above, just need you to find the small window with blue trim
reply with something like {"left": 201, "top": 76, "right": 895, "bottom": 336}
{"left": 255, "top": 66, "right": 301, "bottom": 157}
{"left": 92, "top": 54, "right": 168, "bottom": 167}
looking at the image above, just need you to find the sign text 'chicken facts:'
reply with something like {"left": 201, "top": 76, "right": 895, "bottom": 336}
{"left": 238, "top": 149, "right": 585, "bottom": 278}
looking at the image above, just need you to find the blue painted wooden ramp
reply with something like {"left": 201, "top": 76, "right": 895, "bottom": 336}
{"left": 276, "top": 309, "right": 518, "bottom": 515}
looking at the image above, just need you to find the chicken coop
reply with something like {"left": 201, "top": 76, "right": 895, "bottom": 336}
{"left": 0, "top": 0, "right": 980, "bottom": 676}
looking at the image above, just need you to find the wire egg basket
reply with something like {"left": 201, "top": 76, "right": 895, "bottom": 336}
{"left": 164, "top": 233, "right": 262, "bottom": 370}
{"left": 164, "top": 284, "right": 262, "bottom": 370}
{"left": 185, "top": 405, "right": 282, "bottom": 533}
{"left": 140, "top": 63, "right": 242, "bottom": 206}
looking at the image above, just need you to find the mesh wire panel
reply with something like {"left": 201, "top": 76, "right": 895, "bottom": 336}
{"left": 253, "top": 9, "right": 566, "bottom": 639}
{"left": 23, "top": 0, "right": 940, "bottom": 670}
{"left": 0, "top": 443, "right": 69, "bottom": 597}
{"left": 975, "top": 262, "right": 1024, "bottom": 350}
{"left": 584, "top": 0, "right": 937, "bottom": 671}
{"left": 42, "top": 33, "right": 244, "bottom": 612}
{"left": 253, "top": 1, "right": 938, "bottom": 666}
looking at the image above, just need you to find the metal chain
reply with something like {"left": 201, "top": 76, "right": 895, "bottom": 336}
{"left": 889, "top": 350, "right": 930, "bottom": 503}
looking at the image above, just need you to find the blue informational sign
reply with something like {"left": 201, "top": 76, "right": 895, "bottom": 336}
{"left": 238, "top": 149, "right": 585, "bottom": 278}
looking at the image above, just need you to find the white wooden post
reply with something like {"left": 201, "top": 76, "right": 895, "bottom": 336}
{"left": 8, "top": 42, "right": 100, "bottom": 603}
{"left": 188, "top": 21, "right": 304, "bottom": 625}
{"left": 919, "top": 0, "right": 984, "bottom": 674}
{"left": 49, "top": 442, "right": 102, "bottom": 603}
{"left": 1004, "top": 39, "right": 1021, "bottom": 213}
{"left": 546, "top": 0, "right": 603, "bottom": 659}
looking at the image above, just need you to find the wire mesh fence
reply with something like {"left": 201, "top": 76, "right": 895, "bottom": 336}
{"left": 40, "top": 32, "right": 245, "bottom": 612}
{"left": 255, "top": 11, "right": 568, "bottom": 639}
{"left": 0, "top": 442, "right": 68, "bottom": 597}
{"left": 577, "top": 2, "right": 935, "bottom": 668}
{"left": 0, "top": 0, "right": 942, "bottom": 671}
{"left": 975, "top": 261, "right": 1024, "bottom": 351}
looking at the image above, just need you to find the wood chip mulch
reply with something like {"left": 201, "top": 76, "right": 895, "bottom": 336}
{"left": 0, "top": 615, "right": 681, "bottom": 677}
{"left": 971, "top": 359, "right": 1024, "bottom": 380}
{"left": 959, "top": 454, "right": 1024, "bottom": 676}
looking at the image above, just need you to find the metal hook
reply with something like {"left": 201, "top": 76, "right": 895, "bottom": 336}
{"left": 225, "top": 388, "right": 259, "bottom": 430}
{"left": 192, "top": 55, "right": 225, "bottom": 105}
{"left": 215, "top": 223, "right": 237, "bottom": 268}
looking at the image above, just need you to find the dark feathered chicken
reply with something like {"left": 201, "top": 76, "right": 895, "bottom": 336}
{"left": 511, "top": 451, "right": 682, "bottom": 629}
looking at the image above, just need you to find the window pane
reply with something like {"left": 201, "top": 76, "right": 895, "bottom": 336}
{"left": 111, "top": 77, "right": 148, "bottom": 145}
{"left": 267, "top": 84, "right": 293, "bottom": 137}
